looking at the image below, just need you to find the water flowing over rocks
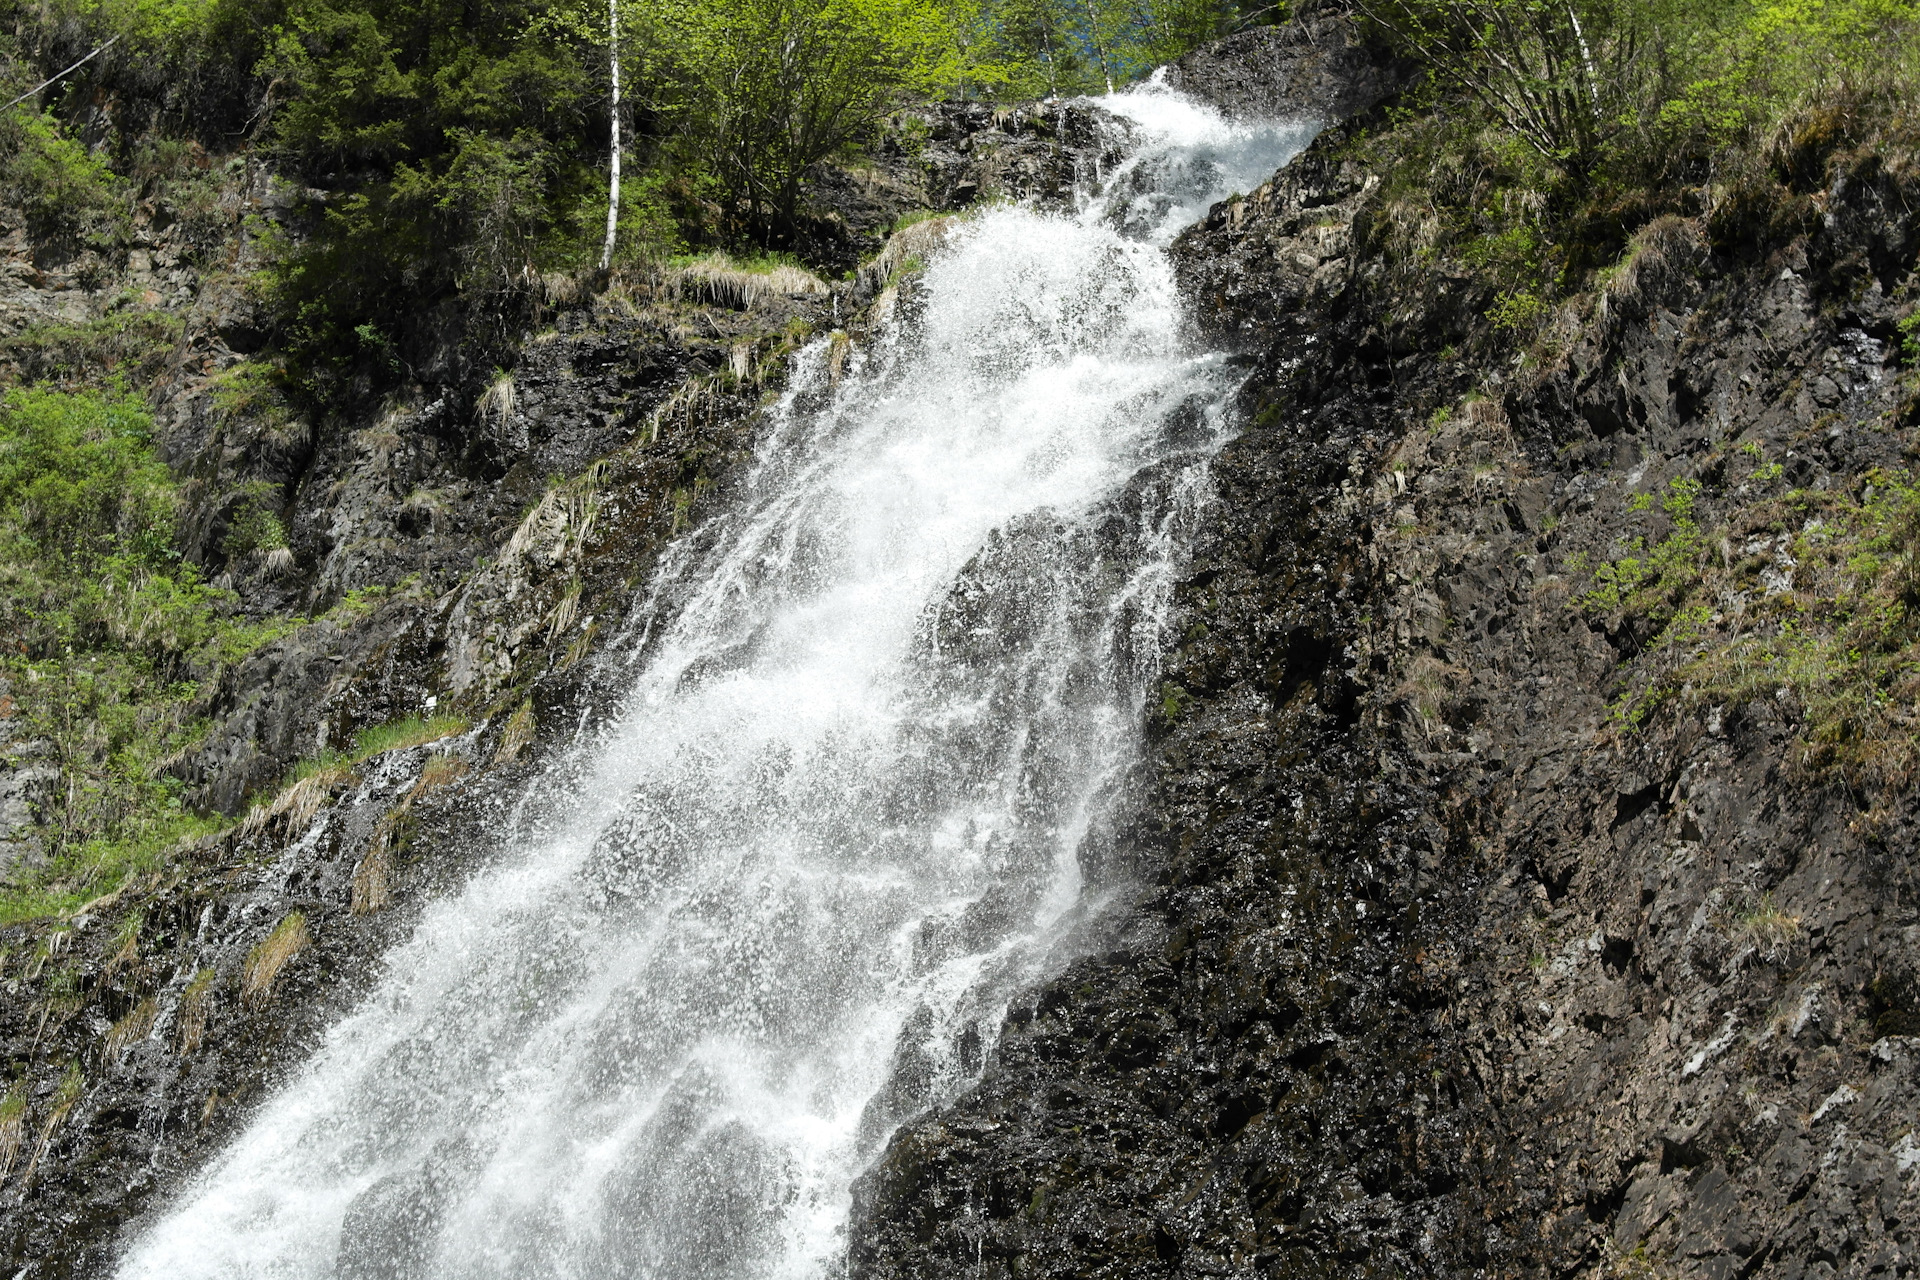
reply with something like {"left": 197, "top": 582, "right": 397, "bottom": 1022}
{"left": 5, "top": 5, "right": 1920, "bottom": 1277}
{"left": 851, "top": 55, "right": 1920, "bottom": 1280}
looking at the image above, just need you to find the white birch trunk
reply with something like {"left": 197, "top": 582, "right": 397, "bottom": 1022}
{"left": 599, "top": 0, "right": 621, "bottom": 271}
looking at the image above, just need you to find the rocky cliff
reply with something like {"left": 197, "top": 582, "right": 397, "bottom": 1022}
{"left": 4, "top": 7, "right": 1919, "bottom": 1278}
{"left": 853, "top": 34, "right": 1920, "bottom": 1280}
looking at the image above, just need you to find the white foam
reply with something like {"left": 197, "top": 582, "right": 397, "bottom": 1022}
{"left": 119, "top": 87, "right": 1313, "bottom": 1280}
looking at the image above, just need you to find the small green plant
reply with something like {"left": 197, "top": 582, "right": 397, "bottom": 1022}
{"left": 1487, "top": 289, "right": 1547, "bottom": 333}
{"left": 889, "top": 208, "right": 943, "bottom": 234}
{"left": 348, "top": 714, "right": 469, "bottom": 761}
{"left": 222, "top": 481, "right": 290, "bottom": 558}
{"left": 1731, "top": 893, "right": 1800, "bottom": 960}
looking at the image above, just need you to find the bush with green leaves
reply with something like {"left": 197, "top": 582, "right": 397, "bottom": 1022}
{"left": 1359, "top": 0, "right": 1920, "bottom": 182}
{"left": 0, "top": 105, "right": 131, "bottom": 266}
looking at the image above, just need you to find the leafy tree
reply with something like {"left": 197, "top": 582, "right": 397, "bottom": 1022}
{"left": 988, "top": 0, "right": 1088, "bottom": 96}
{"left": 973, "top": 0, "right": 1269, "bottom": 99}
{"left": 657, "top": 0, "right": 968, "bottom": 236}
{"left": 1360, "top": 0, "right": 1920, "bottom": 180}
{"left": 255, "top": 0, "right": 604, "bottom": 388}
{"left": 1354, "top": 0, "right": 1653, "bottom": 175}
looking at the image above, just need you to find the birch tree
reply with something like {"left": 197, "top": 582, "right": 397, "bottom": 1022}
{"left": 1354, "top": 0, "right": 1648, "bottom": 175}
{"left": 599, "top": 0, "right": 621, "bottom": 269}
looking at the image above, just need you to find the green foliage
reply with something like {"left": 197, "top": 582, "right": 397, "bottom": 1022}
{"left": 1577, "top": 476, "right": 1709, "bottom": 632}
{"left": 1357, "top": 0, "right": 1656, "bottom": 173}
{"left": 0, "top": 105, "right": 131, "bottom": 268}
{"left": 346, "top": 714, "right": 469, "bottom": 761}
{"left": 221, "top": 480, "right": 288, "bottom": 557}
{"left": 1899, "top": 310, "right": 1920, "bottom": 367}
{"left": 1487, "top": 287, "right": 1547, "bottom": 332}
{"left": 1363, "top": 0, "right": 1920, "bottom": 181}
{"left": 8, "top": 308, "right": 185, "bottom": 388}
{"left": 657, "top": 0, "right": 971, "bottom": 233}
{"left": 252, "top": 0, "right": 604, "bottom": 388}
{"left": 0, "top": 387, "right": 295, "bottom": 924}
{"left": 973, "top": 0, "right": 1266, "bottom": 97}
{"left": 207, "top": 360, "right": 294, "bottom": 429}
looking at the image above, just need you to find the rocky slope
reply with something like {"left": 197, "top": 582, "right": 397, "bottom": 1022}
{"left": 0, "top": 39, "right": 1166, "bottom": 1272}
{"left": 853, "top": 40, "right": 1920, "bottom": 1280}
{"left": 4, "top": 6, "right": 1918, "bottom": 1278}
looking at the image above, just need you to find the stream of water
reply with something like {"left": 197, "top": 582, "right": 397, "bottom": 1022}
{"left": 119, "top": 85, "right": 1312, "bottom": 1280}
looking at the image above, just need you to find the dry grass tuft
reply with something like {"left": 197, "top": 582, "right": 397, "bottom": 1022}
{"left": 478, "top": 370, "right": 516, "bottom": 428}
{"left": 350, "top": 820, "right": 397, "bottom": 916}
{"left": 414, "top": 753, "right": 469, "bottom": 795}
{"left": 177, "top": 968, "right": 215, "bottom": 1055}
{"left": 243, "top": 763, "right": 353, "bottom": 838}
{"left": 539, "top": 271, "right": 582, "bottom": 308}
{"left": 1598, "top": 215, "right": 1708, "bottom": 329}
{"left": 243, "top": 913, "right": 310, "bottom": 1006}
{"left": 1733, "top": 893, "right": 1802, "bottom": 962}
{"left": 104, "top": 997, "right": 159, "bottom": 1068}
{"left": 561, "top": 620, "right": 601, "bottom": 670}
{"left": 0, "top": 1084, "right": 25, "bottom": 1183}
{"left": 663, "top": 252, "right": 829, "bottom": 311}
{"left": 19, "top": 1063, "right": 82, "bottom": 1190}
{"left": 855, "top": 216, "right": 955, "bottom": 298}
{"left": 546, "top": 578, "right": 583, "bottom": 642}
{"left": 494, "top": 700, "right": 536, "bottom": 764}
{"left": 503, "top": 466, "right": 603, "bottom": 567}
{"left": 103, "top": 913, "right": 140, "bottom": 979}
{"left": 644, "top": 376, "right": 724, "bottom": 443}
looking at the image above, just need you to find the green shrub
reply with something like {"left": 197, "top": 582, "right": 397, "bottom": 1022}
{"left": 1578, "top": 468, "right": 1920, "bottom": 786}
{"left": 8, "top": 309, "right": 185, "bottom": 388}
{"left": 0, "top": 105, "right": 132, "bottom": 263}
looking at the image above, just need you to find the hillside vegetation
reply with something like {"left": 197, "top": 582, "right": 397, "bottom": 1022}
{"left": 0, "top": 0, "right": 1259, "bottom": 922}
{"left": 0, "top": 0, "right": 1914, "bottom": 919}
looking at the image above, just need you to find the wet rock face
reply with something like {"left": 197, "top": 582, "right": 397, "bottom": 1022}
{"left": 1163, "top": 0, "right": 1411, "bottom": 124}
{"left": 855, "top": 73, "right": 1920, "bottom": 1280}
{"left": 0, "top": 81, "right": 1089, "bottom": 1269}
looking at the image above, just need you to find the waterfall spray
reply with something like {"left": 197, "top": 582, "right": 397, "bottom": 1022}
{"left": 119, "top": 86, "right": 1313, "bottom": 1280}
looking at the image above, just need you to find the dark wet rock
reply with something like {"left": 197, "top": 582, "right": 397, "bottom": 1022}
{"left": 1164, "top": 1, "right": 1411, "bottom": 125}
{"left": 853, "top": 76, "right": 1920, "bottom": 1280}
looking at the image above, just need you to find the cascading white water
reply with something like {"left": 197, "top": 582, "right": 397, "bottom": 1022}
{"left": 119, "top": 87, "right": 1312, "bottom": 1280}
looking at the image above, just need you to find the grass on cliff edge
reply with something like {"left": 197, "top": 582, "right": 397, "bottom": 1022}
{"left": 1349, "top": 0, "right": 1920, "bottom": 368}
{"left": 0, "top": 386, "right": 297, "bottom": 926}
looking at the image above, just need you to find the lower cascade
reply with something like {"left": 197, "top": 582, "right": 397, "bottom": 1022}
{"left": 119, "top": 89, "right": 1311, "bottom": 1280}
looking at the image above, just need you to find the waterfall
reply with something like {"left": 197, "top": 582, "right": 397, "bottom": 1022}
{"left": 118, "top": 87, "right": 1313, "bottom": 1280}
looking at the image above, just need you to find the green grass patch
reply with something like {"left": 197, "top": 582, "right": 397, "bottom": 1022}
{"left": 8, "top": 309, "right": 185, "bottom": 388}
{"left": 0, "top": 386, "right": 301, "bottom": 924}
